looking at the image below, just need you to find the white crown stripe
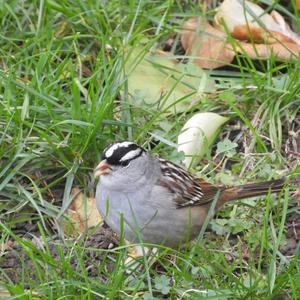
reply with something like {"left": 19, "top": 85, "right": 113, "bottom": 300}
{"left": 119, "top": 149, "right": 142, "bottom": 162}
{"left": 105, "top": 142, "right": 135, "bottom": 158}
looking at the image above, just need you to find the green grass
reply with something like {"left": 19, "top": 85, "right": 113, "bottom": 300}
{"left": 0, "top": 0, "right": 300, "bottom": 299}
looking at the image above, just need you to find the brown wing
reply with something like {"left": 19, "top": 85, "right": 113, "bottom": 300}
{"left": 157, "top": 158, "right": 222, "bottom": 208}
{"left": 156, "top": 158, "right": 293, "bottom": 208}
{"left": 194, "top": 178, "right": 224, "bottom": 204}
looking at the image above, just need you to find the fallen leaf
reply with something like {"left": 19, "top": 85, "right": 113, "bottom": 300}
{"left": 125, "top": 47, "right": 215, "bottom": 113}
{"left": 55, "top": 20, "right": 68, "bottom": 38}
{"left": 177, "top": 112, "right": 228, "bottom": 167}
{"left": 238, "top": 41, "right": 300, "bottom": 61}
{"left": 216, "top": 138, "right": 238, "bottom": 157}
{"left": 65, "top": 188, "right": 102, "bottom": 233}
{"left": 0, "top": 240, "right": 14, "bottom": 253}
{"left": 0, "top": 289, "right": 11, "bottom": 298}
{"left": 0, "top": 288, "right": 42, "bottom": 299}
{"left": 154, "top": 275, "right": 171, "bottom": 295}
{"left": 242, "top": 244, "right": 249, "bottom": 260}
{"left": 181, "top": 16, "right": 300, "bottom": 68}
{"left": 230, "top": 23, "right": 297, "bottom": 45}
{"left": 294, "top": 189, "right": 300, "bottom": 201}
{"left": 297, "top": 0, "right": 300, "bottom": 10}
{"left": 214, "top": 0, "right": 300, "bottom": 45}
{"left": 181, "top": 17, "right": 235, "bottom": 69}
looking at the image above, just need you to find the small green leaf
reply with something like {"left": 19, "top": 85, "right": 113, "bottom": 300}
{"left": 143, "top": 292, "right": 158, "bottom": 300}
{"left": 210, "top": 219, "right": 228, "bottom": 235}
{"left": 215, "top": 172, "right": 236, "bottom": 185}
{"left": 216, "top": 138, "right": 238, "bottom": 157}
{"left": 154, "top": 275, "right": 171, "bottom": 295}
{"left": 191, "top": 266, "right": 200, "bottom": 275}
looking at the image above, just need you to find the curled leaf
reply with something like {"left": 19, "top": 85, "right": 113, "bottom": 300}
{"left": 181, "top": 12, "right": 300, "bottom": 68}
{"left": 238, "top": 41, "right": 300, "bottom": 61}
{"left": 177, "top": 112, "right": 228, "bottom": 167}
{"left": 181, "top": 17, "right": 235, "bottom": 69}
{"left": 214, "top": 0, "right": 300, "bottom": 45}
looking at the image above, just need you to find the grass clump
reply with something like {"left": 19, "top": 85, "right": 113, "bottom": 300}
{"left": 0, "top": 0, "right": 299, "bottom": 299}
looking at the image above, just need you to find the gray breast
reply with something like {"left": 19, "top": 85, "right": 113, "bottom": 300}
{"left": 95, "top": 153, "right": 209, "bottom": 247}
{"left": 96, "top": 181, "right": 206, "bottom": 248}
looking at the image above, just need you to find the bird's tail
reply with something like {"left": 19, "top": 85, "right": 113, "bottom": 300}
{"left": 220, "top": 177, "right": 300, "bottom": 203}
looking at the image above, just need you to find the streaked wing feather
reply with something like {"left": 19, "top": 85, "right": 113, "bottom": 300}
{"left": 157, "top": 158, "right": 221, "bottom": 208}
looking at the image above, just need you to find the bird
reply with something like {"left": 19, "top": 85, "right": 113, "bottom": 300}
{"left": 95, "top": 141, "right": 297, "bottom": 248}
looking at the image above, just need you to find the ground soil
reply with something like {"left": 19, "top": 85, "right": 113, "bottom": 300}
{"left": 1, "top": 210, "right": 299, "bottom": 284}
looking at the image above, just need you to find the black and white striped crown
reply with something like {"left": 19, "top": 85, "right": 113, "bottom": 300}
{"left": 102, "top": 141, "right": 146, "bottom": 166}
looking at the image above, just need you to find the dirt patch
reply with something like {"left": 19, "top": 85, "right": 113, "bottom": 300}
{"left": 280, "top": 212, "right": 300, "bottom": 256}
{"left": 0, "top": 225, "right": 119, "bottom": 284}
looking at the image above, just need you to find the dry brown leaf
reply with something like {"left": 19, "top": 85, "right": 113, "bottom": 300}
{"left": 55, "top": 21, "right": 68, "bottom": 38}
{"left": 181, "top": 14, "right": 300, "bottom": 69}
{"left": 65, "top": 188, "right": 102, "bottom": 233}
{"left": 0, "top": 288, "right": 42, "bottom": 299}
{"left": 295, "top": 189, "right": 300, "bottom": 201}
{"left": 238, "top": 41, "right": 300, "bottom": 61}
{"left": 269, "top": 10, "right": 300, "bottom": 44}
{"left": 231, "top": 23, "right": 297, "bottom": 45}
{"left": 0, "top": 289, "right": 11, "bottom": 298}
{"left": 215, "top": 0, "right": 300, "bottom": 45}
{"left": 297, "top": 0, "right": 300, "bottom": 10}
{"left": 181, "top": 17, "right": 235, "bottom": 69}
{"left": 0, "top": 240, "right": 14, "bottom": 253}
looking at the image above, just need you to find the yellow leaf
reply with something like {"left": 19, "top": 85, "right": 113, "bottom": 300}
{"left": 65, "top": 188, "right": 102, "bottom": 234}
{"left": 125, "top": 47, "right": 215, "bottom": 113}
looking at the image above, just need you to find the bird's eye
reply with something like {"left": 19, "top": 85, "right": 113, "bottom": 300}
{"left": 120, "top": 160, "right": 130, "bottom": 167}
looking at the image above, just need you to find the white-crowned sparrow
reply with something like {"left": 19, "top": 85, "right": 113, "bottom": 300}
{"left": 95, "top": 141, "right": 291, "bottom": 248}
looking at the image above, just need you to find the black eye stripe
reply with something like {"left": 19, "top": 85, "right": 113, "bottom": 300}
{"left": 119, "top": 150, "right": 145, "bottom": 166}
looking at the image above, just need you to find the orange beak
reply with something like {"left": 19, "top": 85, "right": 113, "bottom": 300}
{"left": 95, "top": 160, "right": 111, "bottom": 177}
